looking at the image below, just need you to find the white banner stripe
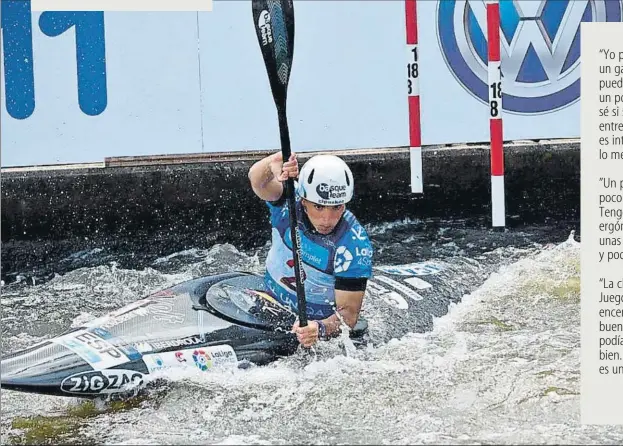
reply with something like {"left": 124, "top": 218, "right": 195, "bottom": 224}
{"left": 31, "top": 0, "right": 213, "bottom": 11}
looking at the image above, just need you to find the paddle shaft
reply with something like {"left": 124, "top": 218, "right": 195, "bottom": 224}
{"left": 277, "top": 105, "right": 308, "bottom": 327}
{"left": 252, "top": 0, "right": 308, "bottom": 327}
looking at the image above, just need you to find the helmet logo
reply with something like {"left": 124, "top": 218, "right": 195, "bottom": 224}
{"left": 316, "top": 183, "right": 347, "bottom": 201}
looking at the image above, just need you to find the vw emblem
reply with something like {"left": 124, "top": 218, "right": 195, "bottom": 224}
{"left": 437, "top": 0, "right": 622, "bottom": 114}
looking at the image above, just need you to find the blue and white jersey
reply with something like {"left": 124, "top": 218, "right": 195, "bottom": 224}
{"left": 264, "top": 196, "right": 373, "bottom": 320}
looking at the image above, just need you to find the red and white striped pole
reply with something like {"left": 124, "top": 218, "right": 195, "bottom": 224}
{"left": 486, "top": 0, "right": 505, "bottom": 227}
{"left": 405, "top": 0, "right": 422, "bottom": 193}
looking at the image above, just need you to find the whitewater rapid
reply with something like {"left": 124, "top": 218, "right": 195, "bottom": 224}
{"left": 3, "top": 221, "right": 615, "bottom": 445}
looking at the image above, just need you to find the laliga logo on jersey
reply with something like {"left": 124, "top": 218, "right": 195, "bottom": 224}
{"left": 356, "top": 247, "right": 373, "bottom": 257}
{"left": 316, "top": 183, "right": 347, "bottom": 201}
{"left": 334, "top": 246, "right": 353, "bottom": 273}
{"left": 437, "top": 0, "right": 622, "bottom": 114}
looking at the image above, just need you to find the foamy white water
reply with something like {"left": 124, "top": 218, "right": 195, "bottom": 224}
{"left": 3, "top": 224, "right": 612, "bottom": 445}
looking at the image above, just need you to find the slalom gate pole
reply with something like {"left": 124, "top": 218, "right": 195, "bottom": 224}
{"left": 487, "top": 0, "right": 505, "bottom": 227}
{"left": 405, "top": 0, "right": 422, "bottom": 194}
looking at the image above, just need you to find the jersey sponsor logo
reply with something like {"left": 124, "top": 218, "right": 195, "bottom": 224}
{"left": 301, "top": 250, "right": 323, "bottom": 266}
{"left": 280, "top": 258, "right": 307, "bottom": 292}
{"left": 288, "top": 302, "right": 327, "bottom": 318}
{"left": 350, "top": 226, "right": 367, "bottom": 241}
{"left": 357, "top": 256, "right": 372, "bottom": 267}
{"left": 355, "top": 247, "right": 373, "bottom": 257}
{"left": 60, "top": 370, "right": 144, "bottom": 395}
{"left": 334, "top": 246, "right": 353, "bottom": 273}
{"left": 282, "top": 228, "right": 331, "bottom": 270}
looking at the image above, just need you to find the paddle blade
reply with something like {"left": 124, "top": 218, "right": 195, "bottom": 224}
{"left": 251, "top": 0, "right": 295, "bottom": 105}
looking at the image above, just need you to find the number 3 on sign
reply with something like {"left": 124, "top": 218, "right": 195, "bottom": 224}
{"left": 407, "top": 45, "right": 418, "bottom": 96}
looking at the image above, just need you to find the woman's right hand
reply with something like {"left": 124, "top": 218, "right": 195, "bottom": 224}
{"left": 270, "top": 152, "right": 299, "bottom": 182}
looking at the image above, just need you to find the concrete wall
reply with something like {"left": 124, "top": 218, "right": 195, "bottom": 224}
{"left": 1, "top": 139, "right": 580, "bottom": 282}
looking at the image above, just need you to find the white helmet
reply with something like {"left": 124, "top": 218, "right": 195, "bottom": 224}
{"left": 296, "top": 155, "right": 354, "bottom": 205}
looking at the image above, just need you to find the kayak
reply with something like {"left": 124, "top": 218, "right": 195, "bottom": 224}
{"left": 0, "top": 261, "right": 448, "bottom": 399}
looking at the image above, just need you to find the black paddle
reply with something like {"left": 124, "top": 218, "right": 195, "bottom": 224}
{"left": 252, "top": 0, "right": 308, "bottom": 328}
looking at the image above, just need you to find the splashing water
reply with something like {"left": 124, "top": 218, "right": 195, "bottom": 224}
{"left": 3, "top": 222, "right": 613, "bottom": 445}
